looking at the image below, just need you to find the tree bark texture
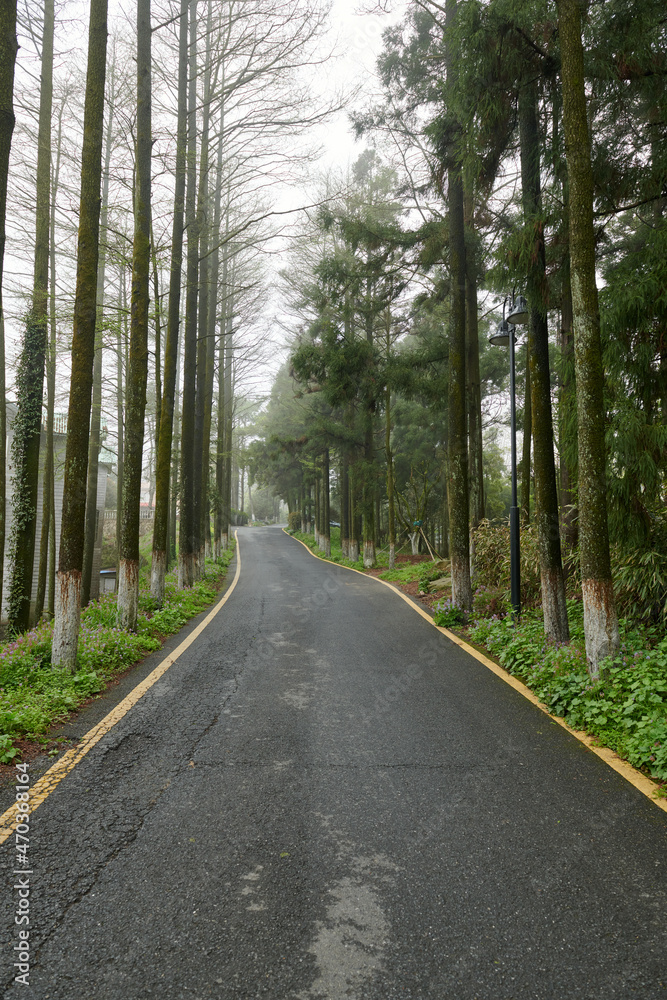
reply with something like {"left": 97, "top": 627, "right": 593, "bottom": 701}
{"left": 520, "top": 353, "right": 531, "bottom": 525}
{"left": 446, "top": 0, "right": 472, "bottom": 611}
{"left": 519, "top": 76, "right": 569, "bottom": 642}
{"left": 7, "top": 0, "right": 53, "bottom": 632}
{"left": 0, "top": 0, "right": 17, "bottom": 618}
{"left": 557, "top": 0, "right": 619, "bottom": 673}
{"left": 151, "top": 0, "right": 187, "bottom": 602}
{"left": 464, "top": 188, "right": 484, "bottom": 532}
{"left": 52, "top": 0, "right": 108, "bottom": 669}
{"left": 178, "top": 0, "right": 198, "bottom": 588}
{"left": 118, "top": 0, "right": 151, "bottom": 631}
{"left": 81, "top": 86, "right": 113, "bottom": 607}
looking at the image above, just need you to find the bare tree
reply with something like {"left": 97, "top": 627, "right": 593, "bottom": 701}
{"left": 118, "top": 0, "right": 152, "bottom": 629}
{"left": 51, "top": 0, "right": 109, "bottom": 669}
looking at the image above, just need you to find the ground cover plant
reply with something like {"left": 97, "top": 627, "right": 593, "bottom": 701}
{"left": 0, "top": 546, "right": 235, "bottom": 762}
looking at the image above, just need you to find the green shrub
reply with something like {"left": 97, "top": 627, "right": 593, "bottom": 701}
{"left": 613, "top": 546, "right": 667, "bottom": 622}
{"left": 472, "top": 585, "right": 507, "bottom": 619}
{"left": 472, "top": 519, "right": 541, "bottom": 605}
{"left": 433, "top": 598, "right": 466, "bottom": 628}
{"left": 287, "top": 512, "right": 301, "bottom": 532}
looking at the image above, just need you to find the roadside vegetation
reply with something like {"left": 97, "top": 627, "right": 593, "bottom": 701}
{"left": 0, "top": 546, "right": 235, "bottom": 763}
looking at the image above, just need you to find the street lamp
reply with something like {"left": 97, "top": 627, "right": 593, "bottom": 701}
{"left": 489, "top": 295, "right": 529, "bottom": 621}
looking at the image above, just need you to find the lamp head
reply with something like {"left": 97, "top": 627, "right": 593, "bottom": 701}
{"left": 507, "top": 294, "right": 529, "bottom": 325}
{"left": 489, "top": 319, "right": 516, "bottom": 348}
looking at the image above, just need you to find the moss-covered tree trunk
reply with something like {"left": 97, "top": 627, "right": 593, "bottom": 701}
{"left": 51, "top": 0, "right": 108, "bottom": 668}
{"left": 151, "top": 0, "right": 187, "bottom": 602}
{"left": 446, "top": 0, "right": 472, "bottom": 611}
{"left": 323, "top": 448, "right": 331, "bottom": 557}
{"left": 340, "top": 448, "right": 349, "bottom": 556}
{"left": 118, "top": 0, "right": 151, "bottom": 630}
{"left": 115, "top": 274, "right": 126, "bottom": 569}
{"left": 214, "top": 252, "right": 227, "bottom": 560}
{"left": 222, "top": 287, "right": 234, "bottom": 550}
{"left": 0, "top": 0, "right": 18, "bottom": 620}
{"left": 520, "top": 350, "right": 532, "bottom": 525}
{"left": 178, "top": 0, "right": 198, "bottom": 589}
{"left": 8, "top": 0, "right": 53, "bottom": 632}
{"left": 384, "top": 311, "right": 396, "bottom": 570}
{"left": 35, "top": 95, "right": 64, "bottom": 623}
{"left": 557, "top": 0, "right": 619, "bottom": 673}
{"left": 201, "top": 84, "right": 223, "bottom": 563}
{"left": 464, "top": 187, "right": 484, "bottom": 538}
{"left": 559, "top": 256, "right": 578, "bottom": 558}
{"left": 192, "top": 1, "right": 213, "bottom": 579}
{"left": 519, "top": 76, "right": 569, "bottom": 643}
{"left": 81, "top": 74, "right": 114, "bottom": 608}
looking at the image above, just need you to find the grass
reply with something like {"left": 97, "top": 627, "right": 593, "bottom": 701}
{"left": 0, "top": 544, "right": 236, "bottom": 762}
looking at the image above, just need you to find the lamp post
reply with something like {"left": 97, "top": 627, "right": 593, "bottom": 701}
{"left": 489, "top": 295, "right": 529, "bottom": 621}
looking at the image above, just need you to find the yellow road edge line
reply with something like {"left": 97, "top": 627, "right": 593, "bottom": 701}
{"left": 0, "top": 532, "right": 242, "bottom": 845}
{"left": 284, "top": 529, "right": 667, "bottom": 814}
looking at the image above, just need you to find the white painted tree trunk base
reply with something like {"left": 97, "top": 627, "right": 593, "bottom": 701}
{"left": 324, "top": 537, "right": 331, "bottom": 557}
{"left": 451, "top": 554, "right": 473, "bottom": 610}
{"left": 178, "top": 552, "right": 194, "bottom": 589}
{"left": 117, "top": 559, "right": 139, "bottom": 631}
{"left": 388, "top": 544, "right": 395, "bottom": 570}
{"left": 363, "top": 540, "right": 376, "bottom": 568}
{"left": 221, "top": 531, "right": 229, "bottom": 551}
{"left": 349, "top": 541, "right": 359, "bottom": 562}
{"left": 582, "top": 577, "right": 620, "bottom": 677}
{"left": 409, "top": 533, "right": 419, "bottom": 555}
{"left": 151, "top": 550, "right": 167, "bottom": 606}
{"left": 51, "top": 570, "right": 82, "bottom": 671}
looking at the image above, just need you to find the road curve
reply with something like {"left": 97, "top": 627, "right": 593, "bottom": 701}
{"left": 1, "top": 525, "right": 666, "bottom": 999}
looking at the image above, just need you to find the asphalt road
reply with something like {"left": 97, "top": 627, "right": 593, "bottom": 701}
{"left": 2, "top": 526, "right": 667, "bottom": 999}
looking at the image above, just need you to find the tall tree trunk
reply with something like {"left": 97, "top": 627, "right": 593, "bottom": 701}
{"left": 340, "top": 448, "right": 349, "bottom": 557}
{"left": 115, "top": 271, "right": 126, "bottom": 569}
{"left": 559, "top": 255, "right": 578, "bottom": 559}
{"left": 118, "top": 0, "right": 151, "bottom": 630}
{"left": 81, "top": 76, "right": 114, "bottom": 608}
{"left": 51, "top": 0, "right": 108, "bottom": 668}
{"left": 202, "top": 72, "right": 224, "bottom": 565}
{"left": 178, "top": 0, "right": 198, "bottom": 588}
{"left": 169, "top": 337, "right": 182, "bottom": 568}
{"left": 214, "top": 248, "right": 227, "bottom": 559}
{"left": 222, "top": 280, "right": 234, "bottom": 549}
{"left": 520, "top": 351, "right": 532, "bottom": 525}
{"left": 0, "top": 0, "right": 18, "bottom": 620}
{"left": 557, "top": 0, "right": 619, "bottom": 673}
{"left": 446, "top": 0, "right": 472, "bottom": 611}
{"left": 7, "top": 0, "right": 53, "bottom": 632}
{"left": 35, "top": 95, "right": 64, "bottom": 622}
{"left": 151, "top": 0, "right": 187, "bottom": 602}
{"left": 519, "top": 76, "right": 569, "bottom": 643}
{"left": 322, "top": 448, "right": 330, "bottom": 556}
{"left": 385, "top": 311, "right": 396, "bottom": 570}
{"left": 464, "top": 187, "right": 484, "bottom": 537}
